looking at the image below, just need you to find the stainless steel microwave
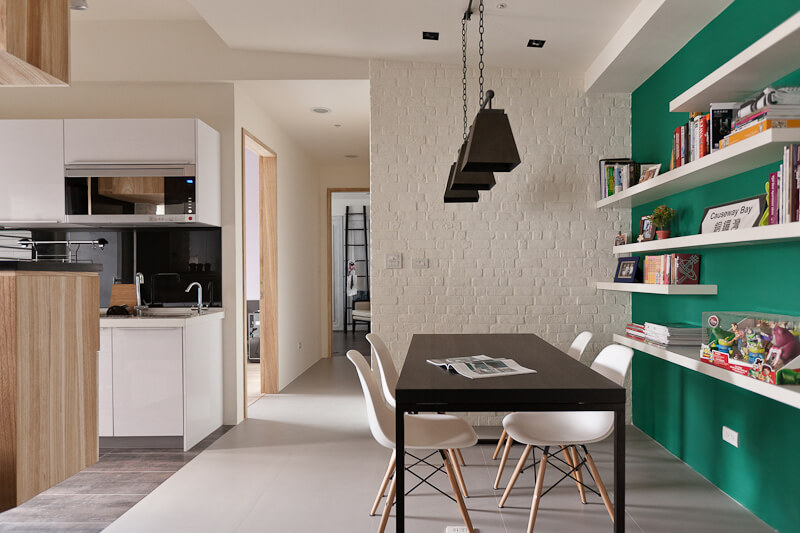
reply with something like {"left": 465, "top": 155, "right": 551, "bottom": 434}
{"left": 65, "top": 164, "right": 199, "bottom": 225}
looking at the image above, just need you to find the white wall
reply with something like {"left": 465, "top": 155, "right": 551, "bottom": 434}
{"left": 234, "top": 84, "right": 322, "bottom": 397}
{"left": 369, "top": 60, "right": 633, "bottom": 424}
{"left": 331, "top": 192, "right": 369, "bottom": 217}
{"left": 244, "top": 147, "right": 260, "bottom": 301}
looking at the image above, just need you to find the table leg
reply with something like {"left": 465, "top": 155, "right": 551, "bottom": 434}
{"left": 614, "top": 406, "right": 625, "bottom": 532}
{"left": 396, "top": 407, "right": 405, "bottom": 533}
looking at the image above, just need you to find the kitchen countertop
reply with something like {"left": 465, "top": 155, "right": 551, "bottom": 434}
{"left": 99, "top": 308, "right": 225, "bottom": 328}
{"left": 0, "top": 261, "right": 103, "bottom": 272}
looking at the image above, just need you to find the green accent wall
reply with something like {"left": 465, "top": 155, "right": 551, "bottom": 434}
{"left": 630, "top": 2, "right": 800, "bottom": 531}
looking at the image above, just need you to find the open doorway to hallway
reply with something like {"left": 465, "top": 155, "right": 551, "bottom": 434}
{"left": 328, "top": 190, "right": 370, "bottom": 357}
{"left": 242, "top": 130, "right": 278, "bottom": 411}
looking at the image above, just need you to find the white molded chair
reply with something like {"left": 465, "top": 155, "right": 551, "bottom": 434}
{"left": 498, "top": 344, "right": 634, "bottom": 532}
{"left": 365, "top": 333, "right": 470, "bottom": 498}
{"left": 347, "top": 350, "right": 478, "bottom": 533}
{"left": 492, "top": 331, "right": 594, "bottom": 488}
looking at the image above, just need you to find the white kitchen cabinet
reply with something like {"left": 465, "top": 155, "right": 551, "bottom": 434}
{"left": 0, "top": 120, "right": 65, "bottom": 225}
{"left": 64, "top": 119, "right": 197, "bottom": 164}
{"left": 98, "top": 328, "right": 114, "bottom": 437}
{"left": 111, "top": 328, "right": 184, "bottom": 437}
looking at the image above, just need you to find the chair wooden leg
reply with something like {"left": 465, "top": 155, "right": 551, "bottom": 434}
{"left": 377, "top": 470, "right": 397, "bottom": 533}
{"left": 527, "top": 446, "right": 549, "bottom": 533}
{"left": 371, "top": 450, "right": 396, "bottom": 516}
{"left": 492, "top": 429, "right": 508, "bottom": 459}
{"left": 560, "top": 445, "right": 586, "bottom": 504}
{"left": 440, "top": 450, "right": 474, "bottom": 533}
{"left": 455, "top": 447, "right": 466, "bottom": 466}
{"left": 499, "top": 444, "right": 532, "bottom": 507}
{"left": 448, "top": 449, "right": 469, "bottom": 497}
{"left": 493, "top": 434, "right": 514, "bottom": 489}
{"left": 569, "top": 445, "right": 587, "bottom": 504}
{"left": 583, "top": 450, "right": 614, "bottom": 523}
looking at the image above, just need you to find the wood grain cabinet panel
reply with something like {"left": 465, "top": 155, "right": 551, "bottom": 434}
{"left": 0, "top": 271, "right": 99, "bottom": 511}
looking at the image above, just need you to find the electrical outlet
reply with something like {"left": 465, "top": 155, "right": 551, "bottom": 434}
{"left": 412, "top": 257, "right": 428, "bottom": 269}
{"left": 385, "top": 253, "right": 402, "bottom": 269}
{"left": 297, "top": 341, "right": 302, "bottom": 350}
{"left": 722, "top": 426, "right": 738, "bottom": 448}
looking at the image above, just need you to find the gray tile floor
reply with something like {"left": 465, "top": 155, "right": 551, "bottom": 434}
{"left": 0, "top": 427, "right": 232, "bottom": 533}
{"left": 96, "top": 357, "right": 773, "bottom": 533}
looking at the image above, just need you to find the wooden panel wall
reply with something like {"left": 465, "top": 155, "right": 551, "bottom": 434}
{"left": 0, "top": 274, "right": 18, "bottom": 511}
{"left": 0, "top": 272, "right": 99, "bottom": 511}
{"left": 260, "top": 156, "right": 278, "bottom": 395}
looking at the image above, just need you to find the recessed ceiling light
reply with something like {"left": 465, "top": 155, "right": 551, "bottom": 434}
{"left": 422, "top": 31, "right": 439, "bottom": 41}
{"left": 70, "top": 0, "right": 88, "bottom": 10}
{"left": 496, "top": 3, "right": 507, "bottom": 9}
{"left": 527, "top": 39, "right": 545, "bottom": 48}
{"left": 334, "top": 124, "right": 342, "bottom": 128}
{"left": 345, "top": 155, "right": 358, "bottom": 159}
{"left": 311, "top": 107, "right": 331, "bottom": 114}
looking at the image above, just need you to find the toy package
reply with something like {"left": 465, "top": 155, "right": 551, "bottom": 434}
{"left": 701, "top": 311, "right": 800, "bottom": 385}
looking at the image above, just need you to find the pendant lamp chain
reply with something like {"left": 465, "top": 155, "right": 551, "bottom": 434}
{"left": 461, "top": 16, "right": 469, "bottom": 141}
{"left": 478, "top": 0, "right": 485, "bottom": 106}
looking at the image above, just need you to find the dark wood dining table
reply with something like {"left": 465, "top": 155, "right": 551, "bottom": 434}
{"left": 394, "top": 333, "right": 627, "bottom": 532}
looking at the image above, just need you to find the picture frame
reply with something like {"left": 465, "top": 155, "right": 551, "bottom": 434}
{"left": 639, "top": 163, "right": 661, "bottom": 183}
{"left": 698, "top": 194, "right": 767, "bottom": 234}
{"left": 639, "top": 215, "right": 655, "bottom": 241}
{"left": 614, "top": 231, "right": 627, "bottom": 246}
{"left": 614, "top": 256, "right": 641, "bottom": 283}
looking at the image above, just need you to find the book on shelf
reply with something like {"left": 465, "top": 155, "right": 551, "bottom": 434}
{"left": 644, "top": 254, "right": 700, "bottom": 285}
{"left": 710, "top": 102, "right": 738, "bottom": 153}
{"left": 720, "top": 118, "right": 800, "bottom": 149}
{"left": 643, "top": 322, "right": 704, "bottom": 346}
{"left": 598, "top": 158, "right": 638, "bottom": 199}
{"left": 625, "top": 323, "right": 646, "bottom": 341}
{"left": 737, "top": 87, "right": 800, "bottom": 118}
{"left": 765, "top": 144, "right": 800, "bottom": 225}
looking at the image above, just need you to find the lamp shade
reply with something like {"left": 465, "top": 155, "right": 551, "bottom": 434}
{"left": 450, "top": 141, "right": 496, "bottom": 190}
{"left": 461, "top": 108, "right": 521, "bottom": 173}
{"left": 444, "top": 163, "right": 479, "bottom": 203}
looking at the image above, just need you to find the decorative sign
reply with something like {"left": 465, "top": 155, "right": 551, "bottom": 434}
{"left": 699, "top": 195, "right": 766, "bottom": 234}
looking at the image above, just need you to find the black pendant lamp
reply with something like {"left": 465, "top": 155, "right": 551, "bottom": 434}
{"left": 444, "top": 163, "right": 479, "bottom": 203}
{"left": 450, "top": 139, "right": 496, "bottom": 190}
{"left": 461, "top": 90, "right": 521, "bottom": 173}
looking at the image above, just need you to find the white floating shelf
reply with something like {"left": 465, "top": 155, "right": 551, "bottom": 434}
{"left": 596, "top": 282, "right": 717, "bottom": 295}
{"left": 613, "top": 221, "right": 800, "bottom": 254}
{"left": 614, "top": 334, "right": 800, "bottom": 409}
{"left": 670, "top": 11, "right": 800, "bottom": 112}
{"left": 596, "top": 128, "right": 800, "bottom": 209}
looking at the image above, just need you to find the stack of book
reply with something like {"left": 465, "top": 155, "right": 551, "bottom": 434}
{"left": 643, "top": 322, "right": 704, "bottom": 346}
{"left": 599, "top": 159, "right": 639, "bottom": 198}
{"left": 766, "top": 144, "right": 799, "bottom": 224}
{"left": 672, "top": 112, "right": 710, "bottom": 169}
{"left": 625, "top": 323, "right": 646, "bottom": 342}
{"left": 643, "top": 254, "right": 701, "bottom": 285}
{"left": 720, "top": 87, "right": 800, "bottom": 149}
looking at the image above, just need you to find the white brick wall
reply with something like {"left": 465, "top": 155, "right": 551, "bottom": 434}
{"left": 369, "top": 60, "right": 632, "bottom": 424}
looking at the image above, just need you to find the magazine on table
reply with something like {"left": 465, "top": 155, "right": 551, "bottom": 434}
{"left": 426, "top": 355, "right": 536, "bottom": 379}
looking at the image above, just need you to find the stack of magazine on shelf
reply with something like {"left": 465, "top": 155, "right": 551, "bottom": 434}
{"left": 426, "top": 355, "right": 536, "bottom": 379}
{"left": 625, "top": 323, "right": 646, "bottom": 342}
{"left": 643, "top": 322, "right": 704, "bottom": 346}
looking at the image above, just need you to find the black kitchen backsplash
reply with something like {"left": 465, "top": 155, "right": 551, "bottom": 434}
{"left": 34, "top": 228, "right": 222, "bottom": 308}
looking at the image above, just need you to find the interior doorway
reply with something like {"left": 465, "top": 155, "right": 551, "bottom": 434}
{"left": 242, "top": 130, "right": 278, "bottom": 414}
{"left": 327, "top": 189, "right": 370, "bottom": 357}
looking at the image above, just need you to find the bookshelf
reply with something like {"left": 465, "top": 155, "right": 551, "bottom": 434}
{"left": 596, "top": 282, "right": 717, "bottom": 295}
{"left": 613, "top": 221, "right": 800, "bottom": 254}
{"left": 670, "top": 11, "right": 800, "bottom": 112}
{"left": 596, "top": 128, "right": 800, "bottom": 208}
{"left": 613, "top": 334, "right": 800, "bottom": 409}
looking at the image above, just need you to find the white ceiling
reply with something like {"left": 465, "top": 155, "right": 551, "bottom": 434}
{"left": 239, "top": 80, "right": 371, "bottom": 163}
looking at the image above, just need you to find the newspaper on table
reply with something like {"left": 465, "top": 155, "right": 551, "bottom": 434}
{"left": 426, "top": 355, "right": 536, "bottom": 379}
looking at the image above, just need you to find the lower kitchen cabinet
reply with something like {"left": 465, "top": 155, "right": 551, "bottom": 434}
{"left": 98, "top": 312, "right": 223, "bottom": 451}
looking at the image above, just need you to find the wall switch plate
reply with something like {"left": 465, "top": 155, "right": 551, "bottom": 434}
{"left": 385, "top": 253, "right": 402, "bottom": 269}
{"left": 722, "top": 426, "right": 738, "bottom": 448}
{"left": 297, "top": 341, "right": 302, "bottom": 350}
{"left": 412, "top": 257, "right": 428, "bottom": 269}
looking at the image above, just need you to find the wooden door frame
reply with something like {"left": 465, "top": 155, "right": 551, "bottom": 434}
{"left": 326, "top": 188, "right": 369, "bottom": 358}
{"left": 242, "top": 129, "right": 278, "bottom": 419}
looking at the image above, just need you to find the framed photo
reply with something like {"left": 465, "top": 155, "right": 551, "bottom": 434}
{"left": 614, "top": 231, "right": 627, "bottom": 246}
{"left": 699, "top": 194, "right": 766, "bottom": 234}
{"left": 614, "top": 256, "right": 641, "bottom": 283}
{"left": 639, "top": 216, "right": 655, "bottom": 241}
{"left": 639, "top": 163, "right": 662, "bottom": 183}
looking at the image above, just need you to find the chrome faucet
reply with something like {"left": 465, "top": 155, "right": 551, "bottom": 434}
{"left": 185, "top": 282, "right": 205, "bottom": 314}
{"left": 134, "top": 272, "right": 148, "bottom": 315}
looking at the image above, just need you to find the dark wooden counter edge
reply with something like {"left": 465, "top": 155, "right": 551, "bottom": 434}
{"left": 0, "top": 262, "right": 103, "bottom": 272}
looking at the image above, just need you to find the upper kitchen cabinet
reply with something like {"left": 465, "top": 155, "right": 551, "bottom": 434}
{"left": 0, "top": 120, "right": 65, "bottom": 225}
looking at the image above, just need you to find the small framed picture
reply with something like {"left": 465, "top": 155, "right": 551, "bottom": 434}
{"left": 614, "top": 231, "right": 627, "bottom": 246}
{"left": 639, "top": 215, "right": 655, "bottom": 241}
{"left": 639, "top": 163, "right": 662, "bottom": 183}
{"left": 614, "top": 257, "right": 641, "bottom": 283}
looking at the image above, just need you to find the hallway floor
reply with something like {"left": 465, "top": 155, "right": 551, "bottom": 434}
{"left": 96, "top": 357, "right": 772, "bottom": 533}
{"left": 332, "top": 328, "right": 371, "bottom": 356}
